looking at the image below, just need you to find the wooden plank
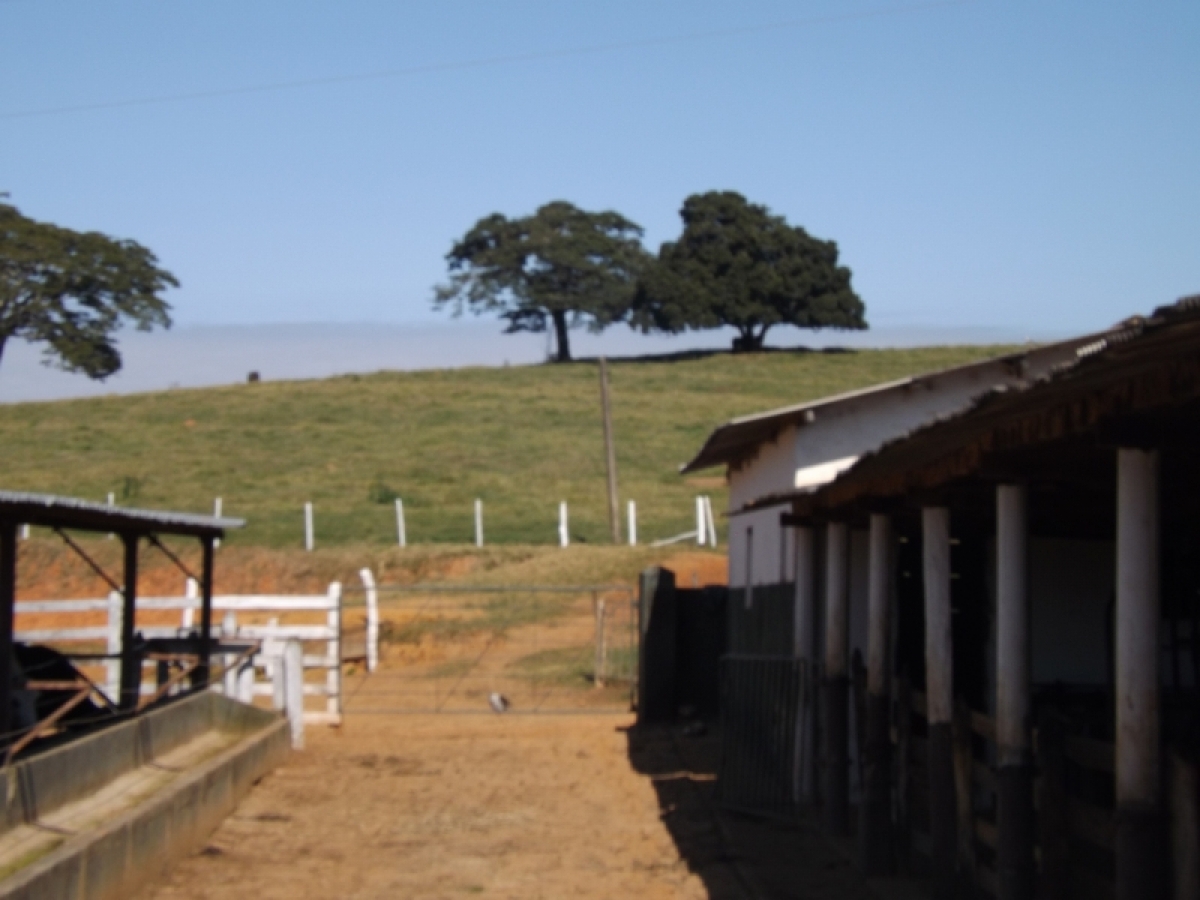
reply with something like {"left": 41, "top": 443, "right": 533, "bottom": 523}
{"left": 15, "top": 599, "right": 108, "bottom": 613}
{"left": 975, "top": 860, "right": 998, "bottom": 897}
{"left": 971, "top": 709, "right": 996, "bottom": 742}
{"left": 15, "top": 627, "right": 108, "bottom": 642}
{"left": 910, "top": 734, "right": 928, "bottom": 765}
{"left": 911, "top": 689, "right": 927, "bottom": 718}
{"left": 972, "top": 758, "right": 998, "bottom": 794}
{"left": 1063, "top": 733, "right": 1115, "bottom": 774}
{"left": 975, "top": 816, "right": 998, "bottom": 849}
{"left": 1068, "top": 797, "right": 1115, "bottom": 851}
{"left": 1070, "top": 862, "right": 1115, "bottom": 900}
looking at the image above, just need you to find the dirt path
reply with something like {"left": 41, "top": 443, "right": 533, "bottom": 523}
{"left": 142, "top": 713, "right": 712, "bottom": 900}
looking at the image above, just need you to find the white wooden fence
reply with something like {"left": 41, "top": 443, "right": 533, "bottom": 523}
{"left": 13, "top": 578, "right": 381, "bottom": 726}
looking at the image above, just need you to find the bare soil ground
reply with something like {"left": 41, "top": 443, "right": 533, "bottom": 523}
{"left": 142, "top": 713, "right": 711, "bottom": 900}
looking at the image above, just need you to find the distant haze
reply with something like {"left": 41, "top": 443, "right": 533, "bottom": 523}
{"left": 0, "top": 321, "right": 1072, "bottom": 404}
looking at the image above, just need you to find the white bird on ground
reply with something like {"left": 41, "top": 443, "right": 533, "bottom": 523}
{"left": 488, "top": 692, "right": 511, "bottom": 713}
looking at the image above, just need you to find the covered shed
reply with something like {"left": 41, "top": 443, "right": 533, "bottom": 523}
{"left": 0, "top": 491, "right": 244, "bottom": 749}
{"left": 727, "top": 296, "right": 1200, "bottom": 900}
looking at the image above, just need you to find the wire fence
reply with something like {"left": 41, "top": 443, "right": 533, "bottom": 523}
{"left": 339, "top": 583, "right": 638, "bottom": 714}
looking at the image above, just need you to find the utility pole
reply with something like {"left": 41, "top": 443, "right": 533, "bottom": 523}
{"left": 599, "top": 357, "right": 621, "bottom": 544}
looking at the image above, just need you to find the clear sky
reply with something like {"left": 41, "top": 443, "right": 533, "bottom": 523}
{"left": 2, "top": 0, "right": 1197, "bottom": 335}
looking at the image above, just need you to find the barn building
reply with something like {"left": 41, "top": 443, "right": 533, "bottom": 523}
{"left": 681, "top": 297, "right": 1200, "bottom": 900}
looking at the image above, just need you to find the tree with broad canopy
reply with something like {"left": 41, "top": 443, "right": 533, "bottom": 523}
{"left": 434, "top": 201, "right": 650, "bottom": 362}
{"left": 0, "top": 199, "right": 176, "bottom": 379}
{"left": 631, "top": 191, "right": 866, "bottom": 351}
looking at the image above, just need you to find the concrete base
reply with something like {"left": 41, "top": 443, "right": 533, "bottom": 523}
{"left": 0, "top": 694, "right": 288, "bottom": 900}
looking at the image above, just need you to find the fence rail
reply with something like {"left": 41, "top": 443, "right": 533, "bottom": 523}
{"left": 12, "top": 577, "right": 383, "bottom": 725}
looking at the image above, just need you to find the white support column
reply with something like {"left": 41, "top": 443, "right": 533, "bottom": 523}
{"left": 627, "top": 500, "right": 637, "bottom": 546}
{"left": 995, "top": 485, "right": 1034, "bottom": 900}
{"left": 793, "top": 527, "right": 816, "bottom": 661}
{"left": 995, "top": 485, "right": 1030, "bottom": 764}
{"left": 824, "top": 522, "right": 850, "bottom": 680}
{"left": 922, "top": 507, "right": 953, "bottom": 726}
{"left": 474, "top": 499, "right": 483, "bottom": 547}
{"left": 823, "top": 520, "right": 850, "bottom": 834}
{"left": 866, "top": 514, "right": 892, "bottom": 698}
{"left": 304, "top": 502, "right": 314, "bottom": 552}
{"left": 395, "top": 498, "right": 406, "bottom": 547}
{"left": 696, "top": 497, "right": 707, "bottom": 546}
{"left": 1115, "top": 448, "right": 1166, "bottom": 900}
{"left": 922, "top": 505, "right": 956, "bottom": 900}
{"left": 792, "top": 525, "right": 817, "bottom": 801}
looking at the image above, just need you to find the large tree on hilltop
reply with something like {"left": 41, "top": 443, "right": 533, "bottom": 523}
{"left": 0, "top": 199, "right": 176, "bottom": 379}
{"left": 631, "top": 191, "right": 866, "bottom": 351}
{"left": 434, "top": 201, "right": 649, "bottom": 362}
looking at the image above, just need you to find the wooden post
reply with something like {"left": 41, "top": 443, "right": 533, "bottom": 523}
{"left": 559, "top": 501, "right": 570, "bottom": 548}
{"left": 0, "top": 523, "right": 17, "bottom": 746}
{"left": 395, "top": 498, "right": 406, "bottom": 547}
{"left": 304, "top": 502, "right": 314, "bottom": 551}
{"left": 474, "top": 499, "right": 483, "bottom": 547}
{"left": 1036, "top": 711, "right": 1071, "bottom": 900}
{"left": 894, "top": 673, "right": 913, "bottom": 873}
{"left": 197, "top": 535, "right": 215, "bottom": 688}
{"left": 284, "top": 639, "right": 305, "bottom": 749}
{"left": 860, "top": 513, "right": 895, "bottom": 874}
{"left": 599, "top": 357, "right": 621, "bottom": 544}
{"left": 1169, "top": 749, "right": 1199, "bottom": 900}
{"left": 823, "top": 520, "right": 850, "bottom": 835}
{"left": 953, "top": 701, "right": 979, "bottom": 889}
{"left": 627, "top": 500, "right": 637, "bottom": 546}
{"left": 1115, "top": 448, "right": 1167, "bottom": 900}
{"left": 996, "top": 484, "right": 1035, "bottom": 900}
{"left": 923, "top": 506, "right": 957, "bottom": 900}
{"left": 793, "top": 525, "right": 817, "bottom": 801}
{"left": 696, "top": 496, "right": 706, "bottom": 546}
{"left": 119, "top": 533, "right": 141, "bottom": 710}
{"left": 360, "top": 568, "right": 379, "bottom": 673}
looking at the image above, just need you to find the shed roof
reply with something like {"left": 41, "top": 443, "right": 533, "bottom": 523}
{"left": 742, "top": 295, "right": 1200, "bottom": 515}
{"left": 0, "top": 491, "right": 244, "bottom": 538}
{"left": 680, "top": 334, "right": 1098, "bottom": 474}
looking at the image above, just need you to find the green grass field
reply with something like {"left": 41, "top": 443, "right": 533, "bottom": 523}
{"left": 0, "top": 345, "right": 1019, "bottom": 548}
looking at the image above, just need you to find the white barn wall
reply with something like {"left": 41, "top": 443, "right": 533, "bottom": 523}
{"left": 723, "top": 344, "right": 1085, "bottom": 593}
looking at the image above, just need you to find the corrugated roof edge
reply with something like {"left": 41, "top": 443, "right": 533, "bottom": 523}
{"left": 680, "top": 330, "right": 1103, "bottom": 475}
{"left": 0, "top": 491, "right": 245, "bottom": 535}
{"left": 734, "top": 293, "right": 1200, "bottom": 514}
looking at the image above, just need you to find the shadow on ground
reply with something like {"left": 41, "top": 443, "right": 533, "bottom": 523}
{"left": 625, "top": 721, "right": 888, "bottom": 900}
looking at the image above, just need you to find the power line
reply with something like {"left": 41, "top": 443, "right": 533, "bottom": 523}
{"left": 1, "top": 1, "right": 971, "bottom": 121}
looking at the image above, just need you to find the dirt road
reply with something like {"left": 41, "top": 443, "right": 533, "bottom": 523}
{"left": 143, "top": 713, "right": 711, "bottom": 900}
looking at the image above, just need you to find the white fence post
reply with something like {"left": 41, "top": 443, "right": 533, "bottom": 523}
{"left": 304, "top": 502, "right": 314, "bottom": 551}
{"left": 19, "top": 524, "right": 28, "bottom": 541}
{"left": 474, "top": 499, "right": 483, "bottom": 547}
{"left": 284, "top": 640, "right": 305, "bottom": 749}
{"left": 182, "top": 577, "right": 198, "bottom": 630}
{"left": 107, "top": 492, "right": 115, "bottom": 540}
{"left": 359, "top": 568, "right": 379, "bottom": 673}
{"left": 328, "top": 582, "right": 342, "bottom": 720}
{"left": 106, "top": 590, "right": 122, "bottom": 701}
{"left": 395, "top": 498, "right": 406, "bottom": 548}
{"left": 222, "top": 611, "right": 238, "bottom": 696}
{"left": 705, "top": 496, "right": 718, "bottom": 548}
{"left": 559, "top": 502, "right": 569, "bottom": 548}
{"left": 696, "top": 496, "right": 707, "bottom": 546}
{"left": 628, "top": 500, "right": 637, "bottom": 546}
{"left": 213, "top": 497, "right": 223, "bottom": 549}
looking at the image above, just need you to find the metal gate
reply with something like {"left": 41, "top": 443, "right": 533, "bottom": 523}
{"left": 341, "top": 585, "right": 637, "bottom": 714}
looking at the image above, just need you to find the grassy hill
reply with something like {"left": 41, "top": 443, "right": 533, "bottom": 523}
{"left": 0, "top": 345, "right": 1019, "bottom": 549}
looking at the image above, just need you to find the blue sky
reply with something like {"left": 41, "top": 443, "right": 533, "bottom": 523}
{"left": 2, "top": 0, "right": 1198, "bottom": 336}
